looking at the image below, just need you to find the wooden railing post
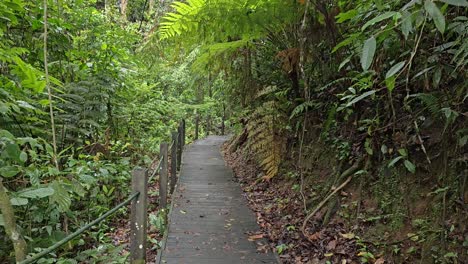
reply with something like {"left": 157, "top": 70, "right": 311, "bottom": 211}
{"left": 170, "top": 132, "right": 178, "bottom": 193}
{"left": 159, "top": 143, "right": 168, "bottom": 210}
{"left": 195, "top": 114, "right": 199, "bottom": 140}
{"left": 181, "top": 119, "right": 186, "bottom": 147}
{"left": 206, "top": 115, "right": 210, "bottom": 136}
{"left": 130, "top": 168, "right": 148, "bottom": 264}
{"left": 177, "top": 124, "right": 182, "bottom": 170}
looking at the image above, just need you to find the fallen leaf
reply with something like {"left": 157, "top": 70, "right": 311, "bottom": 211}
{"left": 307, "top": 231, "right": 322, "bottom": 241}
{"left": 248, "top": 234, "right": 264, "bottom": 241}
{"left": 340, "top": 232, "right": 355, "bottom": 239}
{"left": 375, "top": 258, "right": 385, "bottom": 264}
{"left": 326, "top": 240, "right": 337, "bottom": 250}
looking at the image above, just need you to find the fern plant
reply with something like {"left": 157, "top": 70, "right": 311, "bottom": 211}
{"left": 245, "top": 88, "right": 287, "bottom": 180}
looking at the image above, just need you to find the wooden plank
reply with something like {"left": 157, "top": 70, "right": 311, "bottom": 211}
{"left": 130, "top": 168, "right": 148, "bottom": 264}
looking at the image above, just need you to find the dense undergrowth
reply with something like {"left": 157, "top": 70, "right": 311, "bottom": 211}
{"left": 1, "top": 0, "right": 467, "bottom": 263}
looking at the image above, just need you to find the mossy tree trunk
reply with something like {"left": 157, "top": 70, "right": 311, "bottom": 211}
{"left": 0, "top": 179, "right": 27, "bottom": 262}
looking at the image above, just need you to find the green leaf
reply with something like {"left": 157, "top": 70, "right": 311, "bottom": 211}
{"left": 362, "top": 11, "right": 399, "bottom": 31}
{"left": 425, "top": 0, "right": 446, "bottom": 33}
{"left": 0, "top": 166, "right": 20, "bottom": 178}
{"left": 438, "top": 0, "right": 468, "bottom": 6}
{"left": 346, "top": 90, "right": 376, "bottom": 107}
{"left": 18, "top": 187, "right": 55, "bottom": 199}
{"left": 404, "top": 160, "right": 416, "bottom": 173}
{"left": 0, "top": 130, "right": 15, "bottom": 140}
{"left": 398, "top": 148, "right": 408, "bottom": 157}
{"left": 388, "top": 156, "right": 404, "bottom": 167}
{"left": 401, "top": 10, "right": 413, "bottom": 39}
{"left": 0, "top": 214, "right": 4, "bottom": 226}
{"left": 361, "top": 37, "right": 377, "bottom": 71}
{"left": 3, "top": 143, "right": 21, "bottom": 162}
{"left": 332, "top": 33, "right": 361, "bottom": 53}
{"left": 386, "top": 61, "right": 406, "bottom": 79}
{"left": 10, "top": 197, "right": 28, "bottom": 206}
{"left": 19, "top": 151, "right": 28, "bottom": 163}
{"left": 385, "top": 76, "right": 396, "bottom": 92}
{"left": 336, "top": 9, "right": 358, "bottom": 23}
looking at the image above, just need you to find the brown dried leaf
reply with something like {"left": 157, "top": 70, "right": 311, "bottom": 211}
{"left": 307, "top": 231, "right": 322, "bottom": 241}
{"left": 375, "top": 258, "right": 385, "bottom": 264}
{"left": 248, "top": 233, "right": 264, "bottom": 241}
{"left": 326, "top": 240, "right": 337, "bottom": 250}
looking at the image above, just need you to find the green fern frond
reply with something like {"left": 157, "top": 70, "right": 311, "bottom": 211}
{"left": 415, "top": 93, "right": 441, "bottom": 118}
{"left": 192, "top": 38, "right": 252, "bottom": 72}
{"left": 159, "top": 0, "right": 206, "bottom": 40}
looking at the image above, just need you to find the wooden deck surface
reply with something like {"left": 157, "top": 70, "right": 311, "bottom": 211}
{"left": 158, "top": 136, "right": 278, "bottom": 264}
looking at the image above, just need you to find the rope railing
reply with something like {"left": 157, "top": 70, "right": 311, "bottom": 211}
{"left": 19, "top": 192, "right": 140, "bottom": 264}
{"left": 19, "top": 120, "right": 186, "bottom": 264}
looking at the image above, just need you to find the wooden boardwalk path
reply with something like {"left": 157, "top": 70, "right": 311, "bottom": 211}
{"left": 158, "top": 136, "right": 278, "bottom": 264}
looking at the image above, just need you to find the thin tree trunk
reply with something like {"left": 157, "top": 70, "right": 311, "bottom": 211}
{"left": 0, "top": 179, "right": 27, "bottom": 262}
{"left": 121, "top": 0, "right": 128, "bottom": 20}
{"left": 44, "top": 0, "right": 59, "bottom": 169}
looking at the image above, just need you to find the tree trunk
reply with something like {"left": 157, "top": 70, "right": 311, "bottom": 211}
{"left": 121, "top": 0, "right": 128, "bottom": 20}
{"left": 0, "top": 179, "right": 27, "bottom": 262}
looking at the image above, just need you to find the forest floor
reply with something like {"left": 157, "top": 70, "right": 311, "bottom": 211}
{"left": 222, "top": 145, "right": 372, "bottom": 264}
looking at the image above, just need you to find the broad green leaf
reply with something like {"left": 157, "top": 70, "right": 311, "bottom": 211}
{"left": 361, "top": 37, "right": 377, "bottom": 71}
{"left": 346, "top": 90, "right": 376, "bottom": 107}
{"left": 0, "top": 166, "right": 20, "bottom": 178}
{"left": 386, "top": 61, "right": 406, "bottom": 79}
{"left": 362, "top": 11, "right": 399, "bottom": 31}
{"left": 3, "top": 143, "right": 21, "bottom": 162}
{"left": 0, "top": 129, "right": 15, "bottom": 140}
{"left": 0, "top": 214, "right": 4, "bottom": 226}
{"left": 401, "top": 11, "right": 413, "bottom": 39}
{"left": 404, "top": 160, "right": 416, "bottom": 173}
{"left": 10, "top": 197, "right": 28, "bottom": 206}
{"left": 438, "top": 0, "right": 468, "bottom": 6}
{"left": 18, "top": 187, "right": 54, "bottom": 199}
{"left": 425, "top": 0, "right": 446, "bottom": 33}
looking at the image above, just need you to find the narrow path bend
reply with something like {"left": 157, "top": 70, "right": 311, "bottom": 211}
{"left": 158, "top": 136, "right": 278, "bottom": 264}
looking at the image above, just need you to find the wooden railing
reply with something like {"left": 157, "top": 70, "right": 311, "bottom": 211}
{"left": 20, "top": 120, "right": 186, "bottom": 264}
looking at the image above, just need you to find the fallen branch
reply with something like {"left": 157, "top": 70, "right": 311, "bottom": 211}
{"left": 301, "top": 158, "right": 363, "bottom": 241}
